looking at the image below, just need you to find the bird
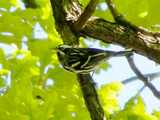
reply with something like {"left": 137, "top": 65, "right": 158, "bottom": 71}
{"left": 56, "top": 45, "right": 133, "bottom": 74}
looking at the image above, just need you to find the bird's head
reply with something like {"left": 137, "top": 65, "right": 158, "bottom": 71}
{"left": 56, "top": 44, "right": 71, "bottom": 55}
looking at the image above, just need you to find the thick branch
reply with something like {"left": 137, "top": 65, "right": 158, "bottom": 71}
{"left": 50, "top": 0, "right": 160, "bottom": 118}
{"left": 50, "top": 1, "right": 105, "bottom": 119}
{"left": 50, "top": 0, "right": 79, "bottom": 46}
{"left": 77, "top": 74, "right": 105, "bottom": 120}
{"left": 81, "top": 18, "right": 160, "bottom": 64}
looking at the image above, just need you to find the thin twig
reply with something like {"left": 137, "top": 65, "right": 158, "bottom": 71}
{"left": 126, "top": 54, "right": 160, "bottom": 99}
{"left": 106, "top": 0, "right": 160, "bottom": 36}
{"left": 105, "top": 0, "right": 120, "bottom": 21}
{"left": 105, "top": 0, "right": 148, "bottom": 33}
{"left": 105, "top": 0, "right": 138, "bottom": 31}
{"left": 130, "top": 86, "right": 146, "bottom": 102}
{"left": 136, "top": 86, "right": 146, "bottom": 96}
{"left": 74, "top": 0, "right": 99, "bottom": 31}
{"left": 122, "top": 72, "right": 160, "bottom": 84}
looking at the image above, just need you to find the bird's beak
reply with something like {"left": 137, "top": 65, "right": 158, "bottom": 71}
{"left": 50, "top": 47, "right": 58, "bottom": 54}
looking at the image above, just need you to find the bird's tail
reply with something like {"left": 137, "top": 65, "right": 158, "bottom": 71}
{"left": 106, "top": 49, "right": 133, "bottom": 58}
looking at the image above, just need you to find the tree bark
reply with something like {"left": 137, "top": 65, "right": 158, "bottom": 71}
{"left": 50, "top": 0, "right": 160, "bottom": 119}
{"left": 50, "top": 0, "right": 105, "bottom": 120}
{"left": 77, "top": 74, "right": 105, "bottom": 120}
{"left": 81, "top": 18, "right": 160, "bottom": 64}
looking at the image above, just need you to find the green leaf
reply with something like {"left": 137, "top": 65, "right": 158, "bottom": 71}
{"left": 99, "top": 82, "right": 123, "bottom": 115}
{"left": 111, "top": 96, "right": 158, "bottom": 120}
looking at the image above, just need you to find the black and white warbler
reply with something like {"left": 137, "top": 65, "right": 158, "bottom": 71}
{"left": 56, "top": 45, "right": 133, "bottom": 74}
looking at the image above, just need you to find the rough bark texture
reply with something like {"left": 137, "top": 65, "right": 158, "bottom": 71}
{"left": 50, "top": 0, "right": 160, "bottom": 120}
{"left": 50, "top": 0, "right": 80, "bottom": 46}
{"left": 81, "top": 18, "right": 160, "bottom": 63}
{"left": 77, "top": 74, "right": 105, "bottom": 120}
{"left": 50, "top": 0, "right": 105, "bottom": 120}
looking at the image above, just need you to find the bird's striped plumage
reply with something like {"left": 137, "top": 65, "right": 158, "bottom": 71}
{"left": 56, "top": 45, "right": 133, "bottom": 74}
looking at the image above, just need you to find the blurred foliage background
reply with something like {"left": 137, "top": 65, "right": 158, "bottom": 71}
{"left": 0, "top": 0, "right": 160, "bottom": 119}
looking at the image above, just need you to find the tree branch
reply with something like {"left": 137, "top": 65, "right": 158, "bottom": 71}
{"left": 122, "top": 72, "right": 160, "bottom": 84}
{"left": 105, "top": 0, "right": 121, "bottom": 21}
{"left": 50, "top": 0, "right": 79, "bottom": 46}
{"left": 73, "top": 0, "right": 99, "bottom": 31}
{"left": 105, "top": 0, "right": 160, "bottom": 36}
{"left": 50, "top": 0, "right": 160, "bottom": 118}
{"left": 77, "top": 74, "right": 105, "bottom": 120}
{"left": 126, "top": 54, "right": 160, "bottom": 99}
{"left": 135, "top": 86, "right": 146, "bottom": 97}
{"left": 50, "top": 1, "right": 105, "bottom": 119}
{"left": 81, "top": 18, "right": 160, "bottom": 64}
{"left": 105, "top": 0, "right": 139, "bottom": 32}
{"left": 122, "top": 71, "right": 160, "bottom": 98}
